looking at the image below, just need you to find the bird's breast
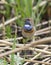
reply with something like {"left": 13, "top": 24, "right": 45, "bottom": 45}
{"left": 22, "top": 28, "right": 35, "bottom": 39}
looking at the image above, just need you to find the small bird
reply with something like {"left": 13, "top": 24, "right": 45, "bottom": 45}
{"left": 22, "top": 18, "right": 35, "bottom": 41}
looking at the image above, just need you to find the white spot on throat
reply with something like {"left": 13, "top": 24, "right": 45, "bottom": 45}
{"left": 25, "top": 25, "right": 30, "bottom": 27}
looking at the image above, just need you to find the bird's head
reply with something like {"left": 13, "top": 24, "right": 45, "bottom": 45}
{"left": 24, "top": 18, "right": 33, "bottom": 31}
{"left": 25, "top": 18, "right": 31, "bottom": 25}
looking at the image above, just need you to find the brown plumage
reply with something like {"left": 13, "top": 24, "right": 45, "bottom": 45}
{"left": 22, "top": 18, "right": 35, "bottom": 40}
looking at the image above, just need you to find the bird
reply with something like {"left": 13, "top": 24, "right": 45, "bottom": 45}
{"left": 22, "top": 18, "right": 35, "bottom": 42}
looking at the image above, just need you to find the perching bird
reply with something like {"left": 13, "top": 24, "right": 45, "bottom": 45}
{"left": 22, "top": 18, "right": 35, "bottom": 41}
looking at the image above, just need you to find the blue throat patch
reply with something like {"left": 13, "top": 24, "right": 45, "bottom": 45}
{"left": 24, "top": 24, "right": 33, "bottom": 31}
